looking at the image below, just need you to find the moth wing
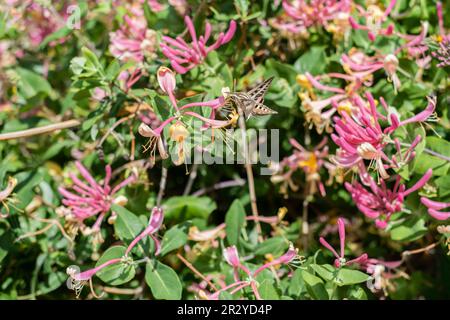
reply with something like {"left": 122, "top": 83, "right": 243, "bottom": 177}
{"left": 246, "top": 77, "right": 274, "bottom": 105}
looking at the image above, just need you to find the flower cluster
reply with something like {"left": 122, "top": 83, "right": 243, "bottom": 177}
{"left": 161, "top": 16, "right": 236, "bottom": 74}
{"left": 271, "top": 137, "right": 336, "bottom": 196}
{"left": 58, "top": 161, "right": 136, "bottom": 240}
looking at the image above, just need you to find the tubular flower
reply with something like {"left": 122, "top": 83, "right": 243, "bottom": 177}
{"left": 345, "top": 169, "right": 433, "bottom": 228}
{"left": 341, "top": 50, "right": 402, "bottom": 93}
{"left": 58, "top": 161, "right": 136, "bottom": 238}
{"left": 319, "top": 217, "right": 368, "bottom": 268}
{"left": 420, "top": 198, "right": 450, "bottom": 221}
{"left": 161, "top": 16, "right": 236, "bottom": 74}
{"left": 271, "top": 137, "right": 335, "bottom": 196}
{"left": 349, "top": 0, "right": 396, "bottom": 41}
{"left": 125, "top": 207, "right": 164, "bottom": 255}
{"left": 66, "top": 258, "right": 123, "bottom": 297}
{"left": 207, "top": 243, "right": 302, "bottom": 300}
{"left": 282, "top": 0, "right": 352, "bottom": 30}
{"left": 109, "top": 15, "right": 157, "bottom": 63}
{"left": 268, "top": 14, "right": 310, "bottom": 51}
{"left": 397, "top": 22, "right": 432, "bottom": 71}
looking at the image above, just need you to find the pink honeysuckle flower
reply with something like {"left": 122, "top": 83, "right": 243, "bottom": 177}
{"left": 252, "top": 243, "right": 300, "bottom": 276}
{"left": 160, "top": 16, "right": 236, "bottom": 74}
{"left": 67, "top": 258, "right": 122, "bottom": 283}
{"left": 148, "top": 0, "right": 164, "bottom": 11}
{"left": 331, "top": 92, "right": 436, "bottom": 180}
{"left": 297, "top": 47, "right": 404, "bottom": 133}
{"left": 109, "top": 14, "right": 158, "bottom": 63}
{"left": 384, "top": 95, "right": 438, "bottom": 134}
{"left": 58, "top": 161, "right": 136, "bottom": 235}
{"left": 341, "top": 50, "right": 402, "bottom": 93}
{"left": 345, "top": 169, "right": 433, "bottom": 228}
{"left": 24, "top": 2, "right": 69, "bottom": 48}
{"left": 349, "top": 0, "right": 396, "bottom": 41}
{"left": 126, "top": 207, "right": 164, "bottom": 255}
{"left": 319, "top": 217, "right": 368, "bottom": 268}
{"left": 360, "top": 258, "right": 403, "bottom": 291}
{"left": 213, "top": 243, "right": 301, "bottom": 300}
{"left": 268, "top": 14, "right": 309, "bottom": 47}
{"left": 271, "top": 137, "right": 334, "bottom": 196}
{"left": 223, "top": 243, "right": 301, "bottom": 279}
{"left": 66, "top": 256, "right": 127, "bottom": 297}
{"left": 282, "top": 0, "right": 352, "bottom": 29}
{"left": 420, "top": 198, "right": 450, "bottom": 221}
{"left": 223, "top": 246, "right": 243, "bottom": 269}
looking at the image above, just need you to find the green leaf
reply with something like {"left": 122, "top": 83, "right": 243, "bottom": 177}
{"left": 288, "top": 269, "right": 305, "bottom": 297}
{"left": 81, "top": 46, "right": 102, "bottom": 71}
{"left": 163, "top": 196, "right": 216, "bottom": 221}
{"left": 301, "top": 270, "right": 329, "bottom": 300}
{"left": 105, "top": 59, "right": 120, "bottom": 81}
{"left": 310, "top": 264, "right": 335, "bottom": 281}
{"left": 334, "top": 268, "right": 371, "bottom": 286}
{"left": 258, "top": 279, "right": 280, "bottom": 300}
{"left": 255, "top": 236, "right": 289, "bottom": 256}
{"left": 160, "top": 222, "right": 190, "bottom": 256}
{"left": 294, "top": 46, "right": 327, "bottom": 75}
{"left": 390, "top": 217, "right": 427, "bottom": 242}
{"left": 225, "top": 199, "right": 246, "bottom": 246}
{"left": 16, "top": 68, "right": 53, "bottom": 99}
{"left": 96, "top": 246, "right": 135, "bottom": 285}
{"left": 234, "top": 0, "right": 249, "bottom": 18}
{"left": 435, "top": 175, "right": 450, "bottom": 198}
{"left": 414, "top": 137, "right": 450, "bottom": 176}
{"left": 143, "top": 0, "right": 158, "bottom": 27}
{"left": 145, "top": 261, "right": 182, "bottom": 300}
{"left": 39, "top": 27, "right": 72, "bottom": 48}
{"left": 348, "top": 287, "right": 368, "bottom": 300}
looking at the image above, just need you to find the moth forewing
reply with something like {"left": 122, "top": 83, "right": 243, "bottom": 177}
{"left": 246, "top": 77, "right": 274, "bottom": 104}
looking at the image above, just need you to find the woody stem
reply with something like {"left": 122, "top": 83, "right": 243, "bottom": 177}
{"left": 0, "top": 120, "right": 81, "bottom": 141}
{"left": 237, "top": 109, "right": 263, "bottom": 242}
{"left": 156, "top": 166, "right": 168, "bottom": 208}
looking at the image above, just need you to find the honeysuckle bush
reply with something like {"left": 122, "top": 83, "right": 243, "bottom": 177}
{"left": 0, "top": 0, "right": 450, "bottom": 300}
